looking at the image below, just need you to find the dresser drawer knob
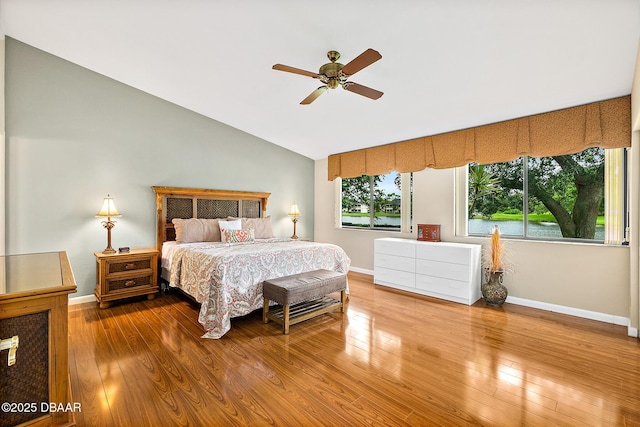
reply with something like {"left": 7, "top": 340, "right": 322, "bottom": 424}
{"left": 124, "top": 280, "right": 136, "bottom": 287}
{"left": 125, "top": 263, "right": 136, "bottom": 270}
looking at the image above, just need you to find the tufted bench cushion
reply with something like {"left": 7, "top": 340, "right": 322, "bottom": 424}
{"left": 262, "top": 269, "right": 347, "bottom": 334}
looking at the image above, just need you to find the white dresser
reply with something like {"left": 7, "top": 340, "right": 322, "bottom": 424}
{"left": 374, "top": 237, "right": 482, "bottom": 305}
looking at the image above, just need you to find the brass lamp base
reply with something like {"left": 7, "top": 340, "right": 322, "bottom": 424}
{"left": 291, "top": 217, "right": 299, "bottom": 240}
{"left": 102, "top": 220, "right": 117, "bottom": 254}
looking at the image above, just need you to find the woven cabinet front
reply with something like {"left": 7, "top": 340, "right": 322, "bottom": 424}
{"left": 0, "top": 311, "right": 49, "bottom": 427}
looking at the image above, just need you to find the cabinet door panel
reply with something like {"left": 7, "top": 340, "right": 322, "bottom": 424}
{"left": 0, "top": 311, "right": 49, "bottom": 425}
{"left": 415, "top": 259, "right": 469, "bottom": 282}
{"left": 374, "top": 266, "right": 415, "bottom": 288}
{"left": 374, "top": 253, "right": 415, "bottom": 273}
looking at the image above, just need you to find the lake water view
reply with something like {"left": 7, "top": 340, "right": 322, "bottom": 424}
{"left": 343, "top": 216, "right": 605, "bottom": 240}
{"left": 469, "top": 219, "right": 605, "bottom": 240}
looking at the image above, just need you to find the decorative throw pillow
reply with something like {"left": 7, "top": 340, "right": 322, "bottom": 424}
{"left": 173, "top": 218, "right": 223, "bottom": 243}
{"left": 241, "top": 216, "right": 275, "bottom": 239}
{"left": 218, "top": 219, "right": 242, "bottom": 234}
{"left": 221, "top": 228, "right": 255, "bottom": 243}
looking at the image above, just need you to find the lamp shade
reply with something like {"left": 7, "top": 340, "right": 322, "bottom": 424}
{"left": 96, "top": 195, "right": 121, "bottom": 218}
{"left": 288, "top": 202, "right": 301, "bottom": 217}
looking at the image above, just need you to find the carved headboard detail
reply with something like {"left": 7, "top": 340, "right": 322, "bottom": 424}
{"left": 152, "top": 186, "right": 271, "bottom": 251}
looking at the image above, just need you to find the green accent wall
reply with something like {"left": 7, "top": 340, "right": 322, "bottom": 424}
{"left": 5, "top": 37, "right": 314, "bottom": 297}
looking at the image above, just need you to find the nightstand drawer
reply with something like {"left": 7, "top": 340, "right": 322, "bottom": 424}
{"left": 106, "top": 273, "right": 153, "bottom": 292}
{"left": 107, "top": 257, "right": 152, "bottom": 274}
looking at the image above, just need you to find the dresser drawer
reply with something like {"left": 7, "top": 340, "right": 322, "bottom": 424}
{"left": 374, "top": 266, "right": 415, "bottom": 288}
{"left": 415, "top": 274, "right": 470, "bottom": 300}
{"left": 415, "top": 244, "right": 471, "bottom": 265}
{"left": 374, "top": 253, "right": 415, "bottom": 273}
{"left": 375, "top": 238, "right": 415, "bottom": 258}
{"left": 416, "top": 259, "right": 470, "bottom": 282}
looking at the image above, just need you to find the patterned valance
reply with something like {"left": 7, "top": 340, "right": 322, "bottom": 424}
{"left": 328, "top": 95, "right": 631, "bottom": 180}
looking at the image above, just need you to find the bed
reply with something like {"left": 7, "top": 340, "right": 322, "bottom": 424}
{"left": 153, "top": 186, "right": 351, "bottom": 339}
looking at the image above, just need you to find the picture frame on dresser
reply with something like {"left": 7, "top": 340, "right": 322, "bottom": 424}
{"left": 417, "top": 224, "right": 440, "bottom": 242}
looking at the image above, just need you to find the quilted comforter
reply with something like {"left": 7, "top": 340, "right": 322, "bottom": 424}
{"left": 167, "top": 239, "right": 351, "bottom": 338}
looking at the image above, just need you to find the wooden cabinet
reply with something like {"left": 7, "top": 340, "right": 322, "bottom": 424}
{"left": 94, "top": 248, "right": 159, "bottom": 309}
{"left": 0, "top": 251, "right": 77, "bottom": 426}
{"left": 374, "top": 238, "right": 481, "bottom": 305}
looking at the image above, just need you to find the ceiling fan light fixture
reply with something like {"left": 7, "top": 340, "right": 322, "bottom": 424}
{"left": 272, "top": 48, "right": 384, "bottom": 104}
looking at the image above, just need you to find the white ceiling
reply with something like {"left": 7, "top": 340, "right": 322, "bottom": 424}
{"left": 1, "top": 1, "right": 639, "bottom": 160}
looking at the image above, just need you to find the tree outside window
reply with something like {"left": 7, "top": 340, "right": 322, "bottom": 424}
{"left": 468, "top": 147, "right": 616, "bottom": 241}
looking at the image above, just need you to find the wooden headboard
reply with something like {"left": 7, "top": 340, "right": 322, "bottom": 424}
{"left": 152, "top": 186, "right": 271, "bottom": 251}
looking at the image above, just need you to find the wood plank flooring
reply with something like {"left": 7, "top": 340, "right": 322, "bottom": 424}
{"left": 68, "top": 272, "right": 640, "bottom": 426}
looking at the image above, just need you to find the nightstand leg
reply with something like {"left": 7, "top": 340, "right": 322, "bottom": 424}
{"left": 99, "top": 301, "right": 110, "bottom": 309}
{"left": 147, "top": 294, "right": 155, "bottom": 300}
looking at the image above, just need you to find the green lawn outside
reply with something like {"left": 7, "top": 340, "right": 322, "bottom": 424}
{"left": 343, "top": 212, "right": 401, "bottom": 218}
{"left": 472, "top": 212, "right": 605, "bottom": 226}
{"left": 346, "top": 211, "right": 605, "bottom": 226}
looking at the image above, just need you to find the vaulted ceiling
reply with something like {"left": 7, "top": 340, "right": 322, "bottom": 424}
{"left": 1, "top": 0, "right": 638, "bottom": 160}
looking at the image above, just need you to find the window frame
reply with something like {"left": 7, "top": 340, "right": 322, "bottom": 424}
{"left": 336, "top": 172, "right": 412, "bottom": 233}
{"left": 458, "top": 148, "right": 628, "bottom": 244}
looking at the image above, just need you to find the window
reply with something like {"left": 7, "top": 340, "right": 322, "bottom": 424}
{"left": 339, "top": 172, "right": 412, "bottom": 232}
{"left": 466, "top": 147, "right": 626, "bottom": 243}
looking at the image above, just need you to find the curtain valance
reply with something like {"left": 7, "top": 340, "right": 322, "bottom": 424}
{"left": 328, "top": 95, "right": 630, "bottom": 180}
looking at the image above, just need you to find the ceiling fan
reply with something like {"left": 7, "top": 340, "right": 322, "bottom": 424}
{"left": 272, "top": 48, "right": 383, "bottom": 105}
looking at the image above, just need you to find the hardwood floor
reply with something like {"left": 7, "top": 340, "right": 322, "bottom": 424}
{"left": 68, "top": 272, "right": 640, "bottom": 426}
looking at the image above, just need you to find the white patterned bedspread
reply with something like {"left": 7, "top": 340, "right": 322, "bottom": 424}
{"left": 166, "top": 239, "right": 351, "bottom": 339}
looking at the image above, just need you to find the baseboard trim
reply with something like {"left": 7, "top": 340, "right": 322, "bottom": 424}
{"left": 349, "top": 266, "right": 373, "bottom": 276}
{"left": 69, "top": 294, "right": 96, "bottom": 305}
{"left": 353, "top": 267, "right": 637, "bottom": 338}
{"left": 507, "top": 296, "right": 635, "bottom": 336}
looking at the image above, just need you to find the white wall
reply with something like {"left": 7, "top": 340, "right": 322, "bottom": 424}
{"left": 629, "top": 40, "right": 640, "bottom": 334}
{"left": 5, "top": 38, "right": 315, "bottom": 297}
{"left": 314, "top": 157, "right": 631, "bottom": 320}
{"left": 0, "top": 38, "right": 5, "bottom": 256}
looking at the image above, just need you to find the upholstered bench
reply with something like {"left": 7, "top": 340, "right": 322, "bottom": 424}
{"left": 262, "top": 269, "right": 347, "bottom": 334}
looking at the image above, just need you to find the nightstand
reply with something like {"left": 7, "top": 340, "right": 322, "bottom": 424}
{"left": 94, "top": 248, "right": 159, "bottom": 308}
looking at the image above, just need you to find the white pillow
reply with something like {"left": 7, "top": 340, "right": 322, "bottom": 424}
{"left": 218, "top": 219, "right": 242, "bottom": 233}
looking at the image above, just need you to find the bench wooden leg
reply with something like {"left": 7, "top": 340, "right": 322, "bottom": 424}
{"left": 340, "top": 289, "right": 347, "bottom": 312}
{"left": 263, "top": 298, "right": 269, "bottom": 323}
{"left": 283, "top": 305, "right": 290, "bottom": 334}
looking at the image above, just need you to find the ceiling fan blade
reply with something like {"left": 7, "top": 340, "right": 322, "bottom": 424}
{"left": 340, "top": 48, "right": 382, "bottom": 76}
{"left": 344, "top": 82, "right": 383, "bottom": 100}
{"left": 300, "top": 86, "right": 328, "bottom": 105}
{"left": 272, "top": 64, "right": 318, "bottom": 78}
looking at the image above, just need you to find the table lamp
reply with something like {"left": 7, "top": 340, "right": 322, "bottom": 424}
{"left": 288, "top": 202, "right": 301, "bottom": 239}
{"left": 96, "top": 194, "right": 121, "bottom": 254}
